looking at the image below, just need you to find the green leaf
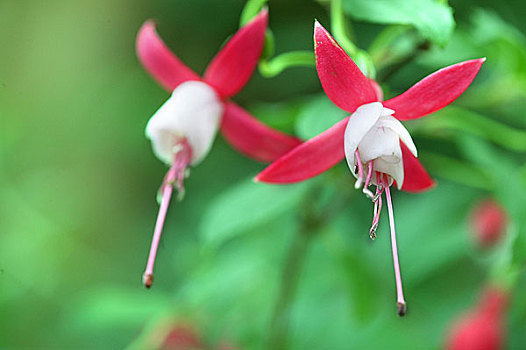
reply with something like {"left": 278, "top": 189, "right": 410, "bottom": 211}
{"left": 342, "top": 0, "right": 455, "bottom": 46}
{"left": 65, "top": 287, "right": 171, "bottom": 331}
{"left": 200, "top": 178, "right": 312, "bottom": 246}
{"left": 294, "top": 94, "right": 347, "bottom": 140}
{"left": 247, "top": 99, "right": 304, "bottom": 134}
{"left": 418, "top": 107, "right": 526, "bottom": 153}
{"left": 421, "top": 151, "right": 492, "bottom": 190}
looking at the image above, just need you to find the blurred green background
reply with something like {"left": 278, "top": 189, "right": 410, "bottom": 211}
{"left": 1, "top": 0, "right": 525, "bottom": 349}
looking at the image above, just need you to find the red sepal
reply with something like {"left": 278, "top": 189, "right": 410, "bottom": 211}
{"left": 221, "top": 102, "right": 301, "bottom": 163}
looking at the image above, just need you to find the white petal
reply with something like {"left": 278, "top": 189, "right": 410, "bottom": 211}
{"left": 344, "top": 102, "right": 384, "bottom": 172}
{"left": 359, "top": 127, "right": 404, "bottom": 187}
{"left": 358, "top": 126, "right": 402, "bottom": 163}
{"left": 146, "top": 81, "right": 223, "bottom": 165}
{"left": 380, "top": 107, "right": 395, "bottom": 117}
{"left": 373, "top": 156, "right": 404, "bottom": 189}
{"left": 376, "top": 115, "right": 418, "bottom": 158}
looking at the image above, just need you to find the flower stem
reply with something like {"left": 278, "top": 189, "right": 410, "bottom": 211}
{"left": 330, "top": 0, "right": 357, "bottom": 55}
{"left": 239, "top": 0, "right": 268, "bottom": 26}
{"left": 267, "top": 224, "right": 312, "bottom": 349}
{"left": 329, "top": 0, "right": 376, "bottom": 78}
{"left": 258, "top": 51, "right": 315, "bottom": 78}
{"left": 377, "top": 40, "right": 430, "bottom": 82}
{"left": 266, "top": 187, "right": 324, "bottom": 349}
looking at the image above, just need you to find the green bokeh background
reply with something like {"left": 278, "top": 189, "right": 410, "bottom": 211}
{"left": 1, "top": 0, "right": 525, "bottom": 349}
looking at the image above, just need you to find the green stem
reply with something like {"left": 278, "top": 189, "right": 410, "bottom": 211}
{"left": 239, "top": 0, "right": 268, "bottom": 26}
{"left": 369, "top": 25, "right": 412, "bottom": 68}
{"left": 330, "top": 0, "right": 357, "bottom": 55}
{"left": 266, "top": 224, "right": 312, "bottom": 350}
{"left": 266, "top": 187, "right": 324, "bottom": 349}
{"left": 377, "top": 40, "right": 430, "bottom": 81}
{"left": 329, "top": 0, "right": 376, "bottom": 78}
{"left": 258, "top": 51, "right": 315, "bottom": 78}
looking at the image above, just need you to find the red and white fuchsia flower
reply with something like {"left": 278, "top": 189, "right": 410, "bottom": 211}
{"left": 137, "top": 9, "right": 301, "bottom": 288}
{"left": 256, "top": 22, "right": 485, "bottom": 315}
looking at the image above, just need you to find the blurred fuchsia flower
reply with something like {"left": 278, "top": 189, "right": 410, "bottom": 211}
{"left": 256, "top": 21, "right": 485, "bottom": 315}
{"left": 446, "top": 286, "right": 509, "bottom": 350}
{"left": 136, "top": 9, "right": 301, "bottom": 288}
{"left": 158, "top": 323, "right": 238, "bottom": 350}
{"left": 470, "top": 199, "right": 508, "bottom": 248}
{"left": 161, "top": 324, "right": 202, "bottom": 350}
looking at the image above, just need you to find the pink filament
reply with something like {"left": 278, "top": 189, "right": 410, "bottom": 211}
{"left": 369, "top": 174, "right": 384, "bottom": 238}
{"left": 370, "top": 194, "right": 382, "bottom": 231}
{"left": 354, "top": 150, "right": 364, "bottom": 183}
{"left": 364, "top": 160, "right": 374, "bottom": 189}
{"left": 384, "top": 176, "right": 406, "bottom": 315}
{"left": 143, "top": 140, "right": 192, "bottom": 288}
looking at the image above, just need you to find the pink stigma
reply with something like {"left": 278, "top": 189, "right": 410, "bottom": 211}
{"left": 384, "top": 176, "right": 407, "bottom": 316}
{"left": 143, "top": 139, "right": 192, "bottom": 289}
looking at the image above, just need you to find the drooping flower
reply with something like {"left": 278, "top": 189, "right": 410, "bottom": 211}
{"left": 470, "top": 198, "right": 507, "bottom": 248}
{"left": 446, "top": 286, "right": 509, "bottom": 350}
{"left": 137, "top": 9, "right": 301, "bottom": 288}
{"left": 256, "top": 21, "right": 485, "bottom": 315}
{"left": 161, "top": 324, "right": 202, "bottom": 350}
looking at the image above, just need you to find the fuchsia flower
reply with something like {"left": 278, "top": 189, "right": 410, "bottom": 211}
{"left": 137, "top": 9, "right": 301, "bottom": 288}
{"left": 470, "top": 199, "right": 508, "bottom": 248}
{"left": 446, "top": 286, "right": 509, "bottom": 350}
{"left": 161, "top": 324, "right": 202, "bottom": 350}
{"left": 256, "top": 22, "right": 485, "bottom": 315}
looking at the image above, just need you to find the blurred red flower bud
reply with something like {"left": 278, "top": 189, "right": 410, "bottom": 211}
{"left": 161, "top": 325, "right": 202, "bottom": 350}
{"left": 470, "top": 199, "right": 507, "bottom": 247}
{"left": 445, "top": 286, "right": 509, "bottom": 350}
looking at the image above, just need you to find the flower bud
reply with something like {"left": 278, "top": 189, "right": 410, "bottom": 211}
{"left": 161, "top": 324, "right": 203, "bottom": 350}
{"left": 470, "top": 199, "right": 507, "bottom": 247}
{"left": 445, "top": 286, "right": 509, "bottom": 350}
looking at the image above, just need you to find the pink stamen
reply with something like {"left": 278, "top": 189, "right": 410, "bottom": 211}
{"left": 363, "top": 160, "right": 375, "bottom": 199}
{"left": 364, "top": 161, "right": 374, "bottom": 188}
{"left": 369, "top": 176, "right": 385, "bottom": 239}
{"left": 372, "top": 172, "right": 384, "bottom": 202}
{"left": 142, "top": 140, "right": 192, "bottom": 289}
{"left": 354, "top": 150, "right": 364, "bottom": 189}
{"left": 384, "top": 176, "right": 407, "bottom": 316}
{"left": 369, "top": 194, "right": 382, "bottom": 240}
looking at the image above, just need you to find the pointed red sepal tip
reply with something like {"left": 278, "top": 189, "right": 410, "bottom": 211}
{"left": 143, "top": 273, "right": 153, "bottom": 289}
{"left": 397, "top": 302, "right": 407, "bottom": 316}
{"left": 136, "top": 21, "right": 201, "bottom": 91}
{"left": 384, "top": 58, "right": 486, "bottom": 121}
{"left": 313, "top": 21, "right": 378, "bottom": 113}
{"left": 203, "top": 8, "right": 268, "bottom": 98}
